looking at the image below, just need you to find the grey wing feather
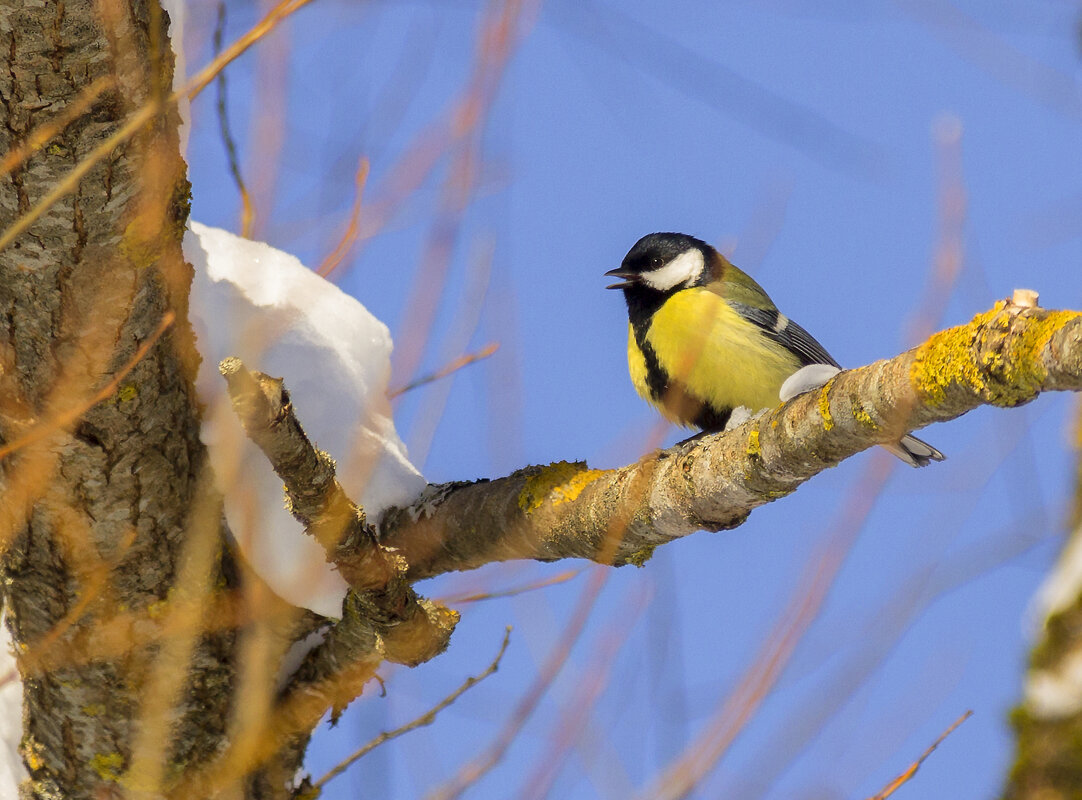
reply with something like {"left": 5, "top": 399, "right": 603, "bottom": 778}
{"left": 885, "top": 434, "right": 946, "bottom": 468}
{"left": 730, "top": 300, "right": 946, "bottom": 469}
{"left": 730, "top": 302, "right": 840, "bottom": 368}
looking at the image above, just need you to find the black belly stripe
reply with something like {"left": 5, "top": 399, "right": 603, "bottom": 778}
{"left": 638, "top": 338, "right": 669, "bottom": 401}
{"left": 637, "top": 334, "right": 732, "bottom": 431}
{"left": 692, "top": 404, "right": 731, "bottom": 432}
{"left": 631, "top": 315, "right": 652, "bottom": 355}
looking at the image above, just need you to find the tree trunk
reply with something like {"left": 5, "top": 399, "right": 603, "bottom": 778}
{"left": 1003, "top": 403, "right": 1082, "bottom": 799}
{"left": 0, "top": 2, "right": 250, "bottom": 797}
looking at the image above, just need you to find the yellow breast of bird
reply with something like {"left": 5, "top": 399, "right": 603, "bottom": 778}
{"left": 627, "top": 288, "right": 803, "bottom": 425}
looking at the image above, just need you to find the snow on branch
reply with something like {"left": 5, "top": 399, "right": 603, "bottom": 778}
{"left": 219, "top": 357, "right": 391, "bottom": 590}
{"left": 218, "top": 357, "right": 457, "bottom": 670}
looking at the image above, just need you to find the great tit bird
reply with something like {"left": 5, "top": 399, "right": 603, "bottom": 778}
{"left": 605, "top": 232, "right": 944, "bottom": 467}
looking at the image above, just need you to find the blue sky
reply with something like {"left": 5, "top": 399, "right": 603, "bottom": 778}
{"left": 182, "top": 1, "right": 1082, "bottom": 797}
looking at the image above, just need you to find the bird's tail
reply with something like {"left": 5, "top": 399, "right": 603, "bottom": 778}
{"left": 882, "top": 434, "right": 946, "bottom": 468}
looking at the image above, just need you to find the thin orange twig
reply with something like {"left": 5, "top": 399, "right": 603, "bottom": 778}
{"left": 183, "top": 0, "right": 315, "bottom": 101}
{"left": 907, "top": 114, "right": 967, "bottom": 344}
{"left": 426, "top": 568, "right": 608, "bottom": 800}
{"left": 438, "top": 568, "right": 584, "bottom": 605}
{"left": 313, "top": 627, "right": 512, "bottom": 792}
{"left": 867, "top": 711, "right": 973, "bottom": 800}
{"left": 389, "top": 342, "right": 499, "bottom": 399}
{"left": 317, "top": 157, "right": 370, "bottom": 277}
{"left": 0, "top": 0, "right": 314, "bottom": 254}
{"left": 389, "top": 0, "right": 535, "bottom": 391}
{"left": 643, "top": 454, "right": 897, "bottom": 800}
{"left": 519, "top": 587, "right": 650, "bottom": 800}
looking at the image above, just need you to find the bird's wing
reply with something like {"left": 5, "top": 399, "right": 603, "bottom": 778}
{"left": 705, "top": 263, "right": 842, "bottom": 368}
{"left": 728, "top": 301, "right": 841, "bottom": 368}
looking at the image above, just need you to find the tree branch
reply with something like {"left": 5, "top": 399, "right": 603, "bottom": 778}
{"left": 219, "top": 357, "right": 387, "bottom": 589}
{"left": 218, "top": 357, "right": 458, "bottom": 666}
{"left": 374, "top": 301, "right": 1082, "bottom": 580}
{"left": 173, "top": 357, "right": 461, "bottom": 796}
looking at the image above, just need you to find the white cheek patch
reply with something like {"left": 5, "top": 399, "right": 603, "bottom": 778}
{"left": 641, "top": 248, "right": 705, "bottom": 290}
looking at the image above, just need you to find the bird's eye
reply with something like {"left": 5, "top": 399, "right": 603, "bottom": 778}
{"left": 650, "top": 256, "right": 663, "bottom": 268}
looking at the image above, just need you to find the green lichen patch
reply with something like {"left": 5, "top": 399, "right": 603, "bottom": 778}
{"left": 988, "top": 310, "right": 1077, "bottom": 405}
{"left": 146, "top": 599, "right": 168, "bottom": 620}
{"left": 517, "top": 461, "right": 604, "bottom": 513}
{"left": 120, "top": 218, "right": 163, "bottom": 270}
{"left": 119, "top": 179, "right": 190, "bottom": 270}
{"left": 1006, "top": 702, "right": 1082, "bottom": 798}
{"left": 626, "top": 544, "right": 656, "bottom": 567}
{"left": 23, "top": 738, "right": 45, "bottom": 772}
{"left": 848, "top": 394, "right": 878, "bottom": 430}
{"left": 90, "top": 752, "right": 124, "bottom": 782}
{"left": 1029, "top": 591, "right": 1082, "bottom": 672}
{"left": 910, "top": 307, "right": 996, "bottom": 406}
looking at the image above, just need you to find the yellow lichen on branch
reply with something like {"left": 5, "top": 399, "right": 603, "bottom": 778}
{"left": 380, "top": 300, "right": 1082, "bottom": 584}
{"left": 517, "top": 462, "right": 605, "bottom": 513}
{"left": 910, "top": 302, "right": 1079, "bottom": 408}
{"left": 817, "top": 383, "right": 835, "bottom": 430}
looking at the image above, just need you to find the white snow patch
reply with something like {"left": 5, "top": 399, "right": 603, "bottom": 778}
{"left": 723, "top": 405, "right": 753, "bottom": 431}
{"left": 277, "top": 628, "right": 330, "bottom": 691}
{"left": 1025, "top": 647, "right": 1082, "bottom": 719}
{"left": 1023, "top": 524, "right": 1082, "bottom": 719}
{"left": 0, "top": 618, "right": 26, "bottom": 800}
{"left": 1029, "top": 530, "right": 1082, "bottom": 628}
{"left": 186, "top": 222, "right": 426, "bottom": 617}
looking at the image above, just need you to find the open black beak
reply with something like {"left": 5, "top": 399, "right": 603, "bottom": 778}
{"left": 604, "top": 267, "right": 638, "bottom": 290}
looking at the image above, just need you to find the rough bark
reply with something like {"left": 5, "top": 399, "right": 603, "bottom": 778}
{"left": 0, "top": 2, "right": 235, "bottom": 797}
{"left": 0, "top": 4, "right": 450, "bottom": 798}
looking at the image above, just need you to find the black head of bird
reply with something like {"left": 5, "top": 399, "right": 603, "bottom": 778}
{"left": 605, "top": 232, "right": 712, "bottom": 292}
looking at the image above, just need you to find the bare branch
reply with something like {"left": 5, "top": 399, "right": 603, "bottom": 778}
{"left": 375, "top": 302, "right": 1082, "bottom": 581}
{"left": 179, "top": 360, "right": 462, "bottom": 795}
{"left": 867, "top": 711, "right": 973, "bottom": 800}
{"left": 309, "top": 627, "right": 512, "bottom": 795}
{"left": 217, "top": 356, "right": 391, "bottom": 591}
{"left": 212, "top": 3, "right": 254, "bottom": 237}
{"left": 390, "top": 341, "right": 500, "bottom": 399}
{"left": 217, "top": 356, "right": 457, "bottom": 663}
